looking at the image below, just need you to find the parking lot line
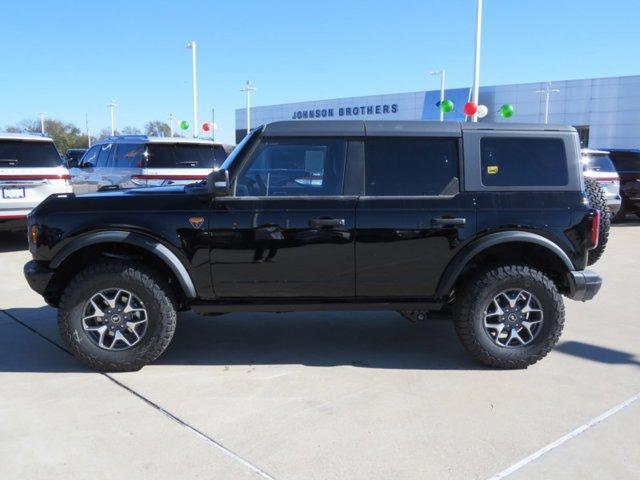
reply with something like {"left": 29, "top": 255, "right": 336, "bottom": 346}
{"left": 486, "top": 391, "right": 640, "bottom": 480}
{"left": 1, "top": 307, "right": 278, "bottom": 480}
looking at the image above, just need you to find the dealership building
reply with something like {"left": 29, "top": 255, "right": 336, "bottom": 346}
{"left": 235, "top": 74, "right": 640, "bottom": 148}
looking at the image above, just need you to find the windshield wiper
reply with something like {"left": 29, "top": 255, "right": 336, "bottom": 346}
{"left": 176, "top": 161, "right": 198, "bottom": 166}
{"left": 0, "top": 159, "right": 19, "bottom": 165}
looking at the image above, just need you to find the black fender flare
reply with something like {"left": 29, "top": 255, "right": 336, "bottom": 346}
{"left": 50, "top": 230, "right": 197, "bottom": 298}
{"left": 435, "top": 231, "right": 575, "bottom": 296}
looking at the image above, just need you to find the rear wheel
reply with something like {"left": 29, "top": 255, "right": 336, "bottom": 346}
{"left": 453, "top": 265, "right": 564, "bottom": 369}
{"left": 58, "top": 260, "right": 177, "bottom": 372}
{"left": 584, "top": 177, "right": 610, "bottom": 265}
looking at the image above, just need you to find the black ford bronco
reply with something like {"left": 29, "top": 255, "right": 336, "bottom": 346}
{"left": 24, "top": 121, "right": 603, "bottom": 371}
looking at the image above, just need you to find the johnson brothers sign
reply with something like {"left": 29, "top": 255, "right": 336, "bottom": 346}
{"left": 291, "top": 103, "right": 399, "bottom": 119}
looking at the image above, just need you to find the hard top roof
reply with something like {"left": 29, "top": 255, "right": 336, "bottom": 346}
{"left": 94, "top": 134, "right": 222, "bottom": 145}
{"left": 0, "top": 132, "right": 54, "bottom": 142}
{"left": 261, "top": 120, "right": 577, "bottom": 137}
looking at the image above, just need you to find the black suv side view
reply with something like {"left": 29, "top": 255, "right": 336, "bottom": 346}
{"left": 24, "top": 121, "right": 603, "bottom": 371}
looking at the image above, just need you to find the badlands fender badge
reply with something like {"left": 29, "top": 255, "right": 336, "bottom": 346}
{"left": 189, "top": 216, "right": 205, "bottom": 229}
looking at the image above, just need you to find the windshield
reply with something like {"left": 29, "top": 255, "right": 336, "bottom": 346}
{"left": 220, "top": 129, "right": 261, "bottom": 173}
{"left": 583, "top": 154, "right": 617, "bottom": 173}
{"left": 0, "top": 140, "right": 62, "bottom": 167}
{"left": 145, "top": 143, "right": 227, "bottom": 169}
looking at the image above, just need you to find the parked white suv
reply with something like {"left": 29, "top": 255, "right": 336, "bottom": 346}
{"left": 581, "top": 148, "right": 622, "bottom": 215}
{"left": 0, "top": 133, "right": 72, "bottom": 232}
{"left": 70, "top": 135, "right": 229, "bottom": 194}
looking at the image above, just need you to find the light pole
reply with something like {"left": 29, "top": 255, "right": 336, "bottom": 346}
{"left": 39, "top": 112, "right": 46, "bottom": 135}
{"left": 535, "top": 83, "right": 560, "bottom": 124}
{"left": 430, "top": 70, "right": 446, "bottom": 122}
{"left": 186, "top": 41, "right": 198, "bottom": 138}
{"left": 241, "top": 80, "right": 256, "bottom": 134}
{"left": 471, "top": 0, "right": 483, "bottom": 122}
{"left": 107, "top": 100, "right": 117, "bottom": 136}
{"left": 85, "top": 113, "right": 91, "bottom": 147}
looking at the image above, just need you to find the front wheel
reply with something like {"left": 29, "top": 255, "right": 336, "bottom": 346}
{"left": 453, "top": 265, "right": 565, "bottom": 369}
{"left": 58, "top": 260, "right": 177, "bottom": 372}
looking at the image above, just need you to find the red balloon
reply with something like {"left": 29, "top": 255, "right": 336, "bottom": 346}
{"left": 202, "top": 122, "right": 210, "bottom": 132}
{"left": 463, "top": 102, "right": 478, "bottom": 116}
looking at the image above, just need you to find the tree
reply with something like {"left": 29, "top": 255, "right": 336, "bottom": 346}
{"left": 121, "top": 126, "right": 141, "bottom": 135}
{"left": 97, "top": 128, "right": 119, "bottom": 140}
{"left": 145, "top": 120, "right": 171, "bottom": 137}
{"left": 5, "top": 118, "right": 89, "bottom": 153}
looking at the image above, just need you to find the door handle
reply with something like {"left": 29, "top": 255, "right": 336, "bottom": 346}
{"left": 431, "top": 217, "right": 466, "bottom": 227}
{"left": 309, "top": 218, "right": 346, "bottom": 228}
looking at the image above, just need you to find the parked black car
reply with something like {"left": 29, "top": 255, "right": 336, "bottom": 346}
{"left": 63, "top": 148, "right": 87, "bottom": 169}
{"left": 602, "top": 148, "right": 640, "bottom": 220}
{"left": 24, "top": 121, "right": 603, "bottom": 371}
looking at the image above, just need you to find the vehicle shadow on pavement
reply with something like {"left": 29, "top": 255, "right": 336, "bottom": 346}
{"left": 0, "top": 307, "right": 484, "bottom": 372}
{"left": 0, "top": 232, "right": 28, "bottom": 253}
{"left": 555, "top": 341, "right": 640, "bottom": 366}
{"left": 158, "top": 311, "right": 482, "bottom": 371}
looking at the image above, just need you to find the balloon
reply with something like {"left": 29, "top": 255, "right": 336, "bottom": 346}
{"left": 439, "top": 99, "right": 454, "bottom": 113}
{"left": 499, "top": 104, "right": 515, "bottom": 118}
{"left": 202, "top": 122, "right": 210, "bottom": 132}
{"left": 180, "top": 120, "right": 189, "bottom": 130}
{"left": 477, "top": 105, "right": 488, "bottom": 118}
{"left": 463, "top": 102, "right": 478, "bottom": 116}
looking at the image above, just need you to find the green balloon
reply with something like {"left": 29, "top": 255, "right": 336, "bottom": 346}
{"left": 439, "top": 99, "right": 454, "bottom": 113}
{"left": 499, "top": 104, "right": 515, "bottom": 118}
{"left": 180, "top": 120, "right": 189, "bottom": 130}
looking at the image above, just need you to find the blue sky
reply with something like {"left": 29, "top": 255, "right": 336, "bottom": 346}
{"left": 1, "top": 0, "right": 638, "bottom": 144}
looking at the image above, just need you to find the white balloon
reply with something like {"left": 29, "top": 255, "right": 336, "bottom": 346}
{"left": 477, "top": 105, "right": 489, "bottom": 118}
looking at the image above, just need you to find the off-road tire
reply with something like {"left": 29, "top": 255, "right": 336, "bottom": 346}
{"left": 584, "top": 177, "right": 610, "bottom": 265}
{"left": 453, "top": 265, "right": 565, "bottom": 369}
{"left": 58, "top": 260, "right": 177, "bottom": 372}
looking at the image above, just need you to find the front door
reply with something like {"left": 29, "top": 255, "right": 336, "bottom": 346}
{"left": 356, "top": 136, "right": 476, "bottom": 297}
{"left": 210, "top": 137, "right": 356, "bottom": 298}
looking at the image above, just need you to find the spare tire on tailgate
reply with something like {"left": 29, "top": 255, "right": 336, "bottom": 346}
{"left": 584, "top": 177, "right": 610, "bottom": 266}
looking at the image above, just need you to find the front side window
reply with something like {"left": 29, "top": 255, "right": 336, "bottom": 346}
{"left": 481, "top": 137, "right": 568, "bottom": 187}
{"left": 80, "top": 145, "right": 100, "bottom": 167}
{"left": 235, "top": 138, "right": 346, "bottom": 197}
{"left": 113, "top": 143, "right": 144, "bottom": 168}
{"left": 365, "top": 138, "right": 459, "bottom": 196}
{"left": 95, "top": 144, "right": 112, "bottom": 168}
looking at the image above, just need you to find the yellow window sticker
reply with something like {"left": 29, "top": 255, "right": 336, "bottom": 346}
{"left": 487, "top": 165, "right": 499, "bottom": 174}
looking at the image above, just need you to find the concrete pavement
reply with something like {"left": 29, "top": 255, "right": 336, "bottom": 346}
{"left": 0, "top": 222, "right": 639, "bottom": 479}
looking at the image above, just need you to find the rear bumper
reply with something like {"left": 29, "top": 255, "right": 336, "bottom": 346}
{"left": 24, "top": 260, "right": 54, "bottom": 296}
{"left": 566, "top": 270, "right": 602, "bottom": 302}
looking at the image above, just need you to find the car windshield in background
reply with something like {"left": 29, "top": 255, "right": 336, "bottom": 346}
{"left": 145, "top": 144, "right": 227, "bottom": 169}
{"left": 0, "top": 140, "right": 62, "bottom": 168}
{"left": 584, "top": 155, "right": 617, "bottom": 172}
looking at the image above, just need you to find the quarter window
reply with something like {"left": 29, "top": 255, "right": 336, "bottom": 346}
{"left": 236, "top": 138, "right": 346, "bottom": 197}
{"left": 364, "top": 138, "right": 459, "bottom": 196}
{"left": 113, "top": 144, "right": 144, "bottom": 168}
{"left": 481, "top": 137, "right": 568, "bottom": 187}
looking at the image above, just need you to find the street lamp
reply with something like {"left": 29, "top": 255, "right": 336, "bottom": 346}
{"left": 241, "top": 80, "right": 257, "bottom": 135}
{"left": 535, "top": 83, "right": 560, "bottom": 124}
{"left": 107, "top": 100, "right": 117, "bottom": 136}
{"left": 38, "top": 112, "right": 46, "bottom": 135}
{"left": 430, "top": 70, "right": 446, "bottom": 122}
{"left": 471, "top": 0, "right": 483, "bottom": 122}
{"left": 169, "top": 113, "right": 174, "bottom": 137}
{"left": 85, "top": 113, "right": 91, "bottom": 147}
{"left": 186, "top": 41, "right": 198, "bottom": 138}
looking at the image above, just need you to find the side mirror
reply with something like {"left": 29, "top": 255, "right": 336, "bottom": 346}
{"left": 207, "top": 169, "right": 230, "bottom": 196}
{"left": 81, "top": 161, "right": 94, "bottom": 169}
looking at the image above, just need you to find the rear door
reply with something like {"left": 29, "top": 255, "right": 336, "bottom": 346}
{"left": 111, "top": 143, "right": 145, "bottom": 189}
{"left": 0, "top": 139, "right": 70, "bottom": 219}
{"left": 210, "top": 136, "right": 356, "bottom": 298}
{"left": 355, "top": 136, "right": 476, "bottom": 297}
{"left": 88, "top": 143, "right": 113, "bottom": 191}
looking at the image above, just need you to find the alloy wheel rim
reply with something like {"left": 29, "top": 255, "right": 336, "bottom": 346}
{"left": 81, "top": 288, "right": 148, "bottom": 351}
{"left": 482, "top": 289, "right": 544, "bottom": 348}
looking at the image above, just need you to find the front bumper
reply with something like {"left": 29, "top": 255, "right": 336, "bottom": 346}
{"left": 566, "top": 269, "right": 602, "bottom": 302}
{"left": 24, "top": 260, "right": 54, "bottom": 296}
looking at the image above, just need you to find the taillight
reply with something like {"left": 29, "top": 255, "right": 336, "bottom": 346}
{"left": 589, "top": 210, "right": 601, "bottom": 250}
{"left": 47, "top": 174, "right": 71, "bottom": 186}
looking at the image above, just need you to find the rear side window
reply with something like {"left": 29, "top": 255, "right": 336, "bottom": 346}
{"left": 0, "top": 140, "right": 61, "bottom": 168}
{"left": 145, "top": 144, "right": 227, "bottom": 169}
{"left": 365, "top": 138, "right": 459, "bottom": 196}
{"left": 113, "top": 143, "right": 144, "bottom": 168}
{"left": 481, "top": 137, "right": 568, "bottom": 187}
{"left": 95, "top": 144, "right": 112, "bottom": 168}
